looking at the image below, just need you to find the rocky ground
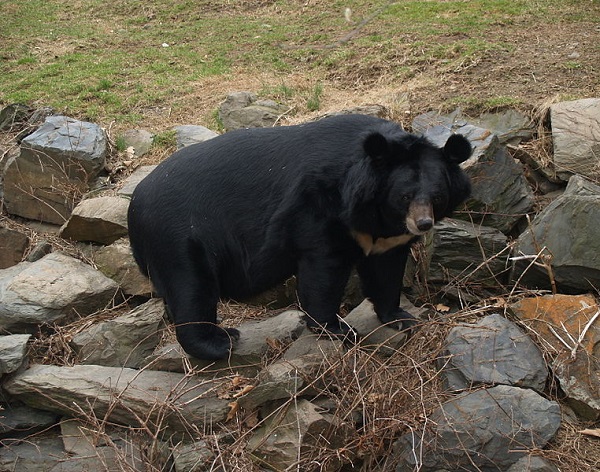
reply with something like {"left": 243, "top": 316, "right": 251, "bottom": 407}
{"left": 0, "top": 96, "right": 600, "bottom": 471}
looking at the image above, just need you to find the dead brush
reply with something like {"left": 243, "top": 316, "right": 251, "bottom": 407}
{"left": 219, "top": 320, "right": 459, "bottom": 472}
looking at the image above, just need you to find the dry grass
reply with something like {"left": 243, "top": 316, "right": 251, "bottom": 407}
{"left": 20, "top": 282, "right": 600, "bottom": 471}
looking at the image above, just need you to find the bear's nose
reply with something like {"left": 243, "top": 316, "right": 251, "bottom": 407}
{"left": 416, "top": 218, "right": 433, "bottom": 232}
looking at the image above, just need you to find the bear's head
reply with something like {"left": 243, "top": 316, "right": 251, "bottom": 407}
{"left": 343, "top": 126, "right": 472, "bottom": 243}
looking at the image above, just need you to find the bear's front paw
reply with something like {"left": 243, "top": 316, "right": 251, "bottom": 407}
{"left": 306, "top": 317, "right": 360, "bottom": 346}
{"left": 378, "top": 309, "right": 419, "bottom": 333}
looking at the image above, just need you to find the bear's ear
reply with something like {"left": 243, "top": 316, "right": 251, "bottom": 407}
{"left": 444, "top": 134, "right": 472, "bottom": 164}
{"left": 363, "top": 132, "right": 389, "bottom": 160}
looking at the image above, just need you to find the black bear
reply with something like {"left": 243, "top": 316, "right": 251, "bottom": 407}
{"left": 127, "top": 114, "right": 471, "bottom": 360}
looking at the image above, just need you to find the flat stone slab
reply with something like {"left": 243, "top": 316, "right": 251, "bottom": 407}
{"left": 59, "top": 196, "right": 130, "bottom": 244}
{"left": 4, "top": 364, "right": 231, "bottom": 432}
{"left": 71, "top": 299, "right": 165, "bottom": 368}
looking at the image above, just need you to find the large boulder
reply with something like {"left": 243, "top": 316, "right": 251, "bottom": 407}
{"left": 550, "top": 98, "right": 600, "bottom": 182}
{"left": 441, "top": 314, "right": 548, "bottom": 392}
{"left": 246, "top": 398, "right": 354, "bottom": 471}
{"left": 395, "top": 385, "right": 561, "bottom": 471}
{"left": 0, "top": 252, "right": 119, "bottom": 333}
{"left": 3, "top": 116, "right": 107, "bottom": 224}
{"left": 512, "top": 175, "right": 600, "bottom": 293}
{"left": 146, "top": 310, "right": 306, "bottom": 374}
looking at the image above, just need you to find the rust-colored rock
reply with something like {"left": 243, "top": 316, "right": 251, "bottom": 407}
{"left": 511, "top": 294, "right": 600, "bottom": 419}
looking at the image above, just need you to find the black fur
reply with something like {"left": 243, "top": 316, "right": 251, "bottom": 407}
{"left": 127, "top": 114, "right": 471, "bottom": 360}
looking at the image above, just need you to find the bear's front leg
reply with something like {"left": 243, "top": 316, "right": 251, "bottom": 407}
{"left": 357, "top": 245, "right": 419, "bottom": 333}
{"left": 296, "top": 254, "right": 358, "bottom": 342}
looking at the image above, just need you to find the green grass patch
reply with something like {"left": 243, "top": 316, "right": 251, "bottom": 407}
{"left": 0, "top": 0, "right": 596, "bottom": 124}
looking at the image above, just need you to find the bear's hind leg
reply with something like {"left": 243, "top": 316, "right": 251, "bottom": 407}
{"left": 167, "top": 284, "right": 240, "bottom": 360}
{"left": 158, "top": 253, "right": 240, "bottom": 361}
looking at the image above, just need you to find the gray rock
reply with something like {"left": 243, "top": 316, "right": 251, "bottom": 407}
{"left": 0, "top": 435, "right": 67, "bottom": 471}
{"left": 441, "top": 314, "right": 548, "bottom": 392}
{"left": 427, "top": 218, "right": 508, "bottom": 289}
{"left": 92, "top": 238, "right": 153, "bottom": 297}
{"left": 413, "top": 113, "right": 535, "bottom": 233}
{"left": 0, "top": 252, "right": 119, "bottom": 333}
{"left": 218, "top": 91, "right": 289, "bottom": 131}
{"left": 0, "top": 404, "right": 59, "bottom": 439}
{"left": 237, "top": 354, "right": 324, "bottom": 411}
{"left": 228, "top": 310, "right": 306, "bottom": 362}
{"left": 471, "top": 109, "right": 535, "bottom": 145}
{"left": 59, "top": 196, "right": 129, "bottom": 244}
{"left": 550, "top": 98, "right": 600, "bottom": 181}
{"left": 413, "top": 108, "right": 535, "bottom": 146}
{"left": 246, "top": 398, "right": 354, "bottom": 471}
{"left": 25, "top": 239, "right": 53, "bottom": 262}
{"left": 174, "top": 125, "right": 218, "bottom": 148}
{"left": 120, "top": 129, "right": 154, "bottom": 157}
{"left": 0, "top": 103, "right": 32, "bottom": 131}
{"left": 282, "top": 330, "right": 345, "bottom": 361}
{"left": 506, "top": 455, "right": 559, "bottom": 472}
{"left": 3, "top": 116, "right": 107, "bottom": 224}
{"left": 60, "top": 419, "right": 142, "bottom": 469}
{"left": 172, "top": 439, "right": 215, "bottom": 472}
{"left": 0, "top": 334, "right": 31, "bottom": 374}
{"left": 70, "top": 299, "right": 165, "bottom": 368}
{"left": 318, "top": 104, "right": 388, "bottom": 119}
{"left": 0, "top": 225, "right": 29, "bottom": 269}
{"left": 117, "top": 165, "right": 157, "bottom": 197}
{"left": 395, "top": 385, "right": 561, "bottom": 471}
{"left": 513, "top": 175, "right": 600, "bottom": 293}
{"left": 4, "top": 364, "right": 231, "bottom": 432}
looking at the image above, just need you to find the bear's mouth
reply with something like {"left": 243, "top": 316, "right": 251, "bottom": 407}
{"left": 406, "top": 201, "right": 434, "bottom": 235}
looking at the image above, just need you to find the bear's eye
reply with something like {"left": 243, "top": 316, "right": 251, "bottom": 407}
{"left": 432, "top": 196, "right": 443, "bottom": 205}
{"left": 401, "top": 194, "right": 411, "bottom": 202}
